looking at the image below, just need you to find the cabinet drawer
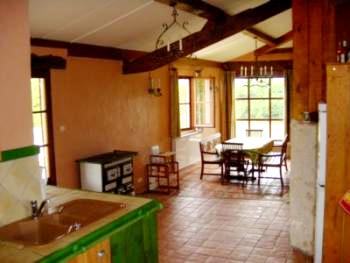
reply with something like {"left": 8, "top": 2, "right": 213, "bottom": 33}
{"left": 106, "top": 167, "right": 121, "bottom": 181}
{"left": 104, "top": 182, "right": 117, "bottom": 192}
{"left": 122, "top": 163, "right": 133, "bottom": 175}
{"left": 122, "top": 176, "right": 132, "bottom": 184}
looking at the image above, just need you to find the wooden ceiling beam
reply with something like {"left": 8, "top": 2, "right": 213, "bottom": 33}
{"left": 255, "top": 30, "right": 293, "bottom": 56}
{"left": 154, "top": 0, "right": 228, "bottom": 21}
{"left": 123, "top": 0, "right": 292, "bottom": 74}
{"left": 244, "top": 28, "right": 277, "bottom": 46}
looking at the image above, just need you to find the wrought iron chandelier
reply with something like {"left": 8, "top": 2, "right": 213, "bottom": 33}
{"left": 239, "top": 37, "right": 274, "bottom": 87}
{"left": 155, "top": 4, "right": 191, "bottom": 55}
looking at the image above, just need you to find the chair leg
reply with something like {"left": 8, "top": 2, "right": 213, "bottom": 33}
{"left": 220, "top": 164, "right": 224, "bottom": 184}
{"left": 284, "top": 157, "right": 288, "bottom": 171}
{"left": 242, "top": 169, "right": 247, "bottom": 187}
{"left": 165, "top": 166, "right": 170, "bottom": 194}
{"left": 200, "top": 163, "right": 204, "bottom": 179}
{"left": 258, "top": 165, "right": 261, "bottom": 185}
{"left": 175, "top": 162, "right": 180, "bottom": 190}
{"left": 279, "top": 166, "right": 284, "bottom": 188}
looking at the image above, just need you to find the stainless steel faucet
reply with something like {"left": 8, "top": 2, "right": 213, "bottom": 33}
{"left": 31, "top": 199, "right": 51, "bottom": 218}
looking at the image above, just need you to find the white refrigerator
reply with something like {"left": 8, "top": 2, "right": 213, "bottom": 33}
{"left": 314, "top": 103, "right": 327, "bottom": 263}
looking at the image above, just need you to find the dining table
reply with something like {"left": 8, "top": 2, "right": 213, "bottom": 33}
{"left": 225, "top": 137, "right": 274, "bottom": 163}
{"left": 219, "top": 137, "right": 274, "bottom": 181}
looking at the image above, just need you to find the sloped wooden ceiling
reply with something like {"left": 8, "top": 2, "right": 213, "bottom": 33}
{"left": 123, "top": 0, "right": 292, "bottom": 74}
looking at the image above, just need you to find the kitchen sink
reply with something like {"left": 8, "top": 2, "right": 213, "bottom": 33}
{"left": 0, "top": 199, "right": 126, "bottom": 246}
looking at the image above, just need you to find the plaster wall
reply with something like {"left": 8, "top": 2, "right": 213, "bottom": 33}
{"left": 0, "top": 0, "right": 33, "bottom": 150}
{"left": 31, "top": 47, "right": 171, "bottom": 192}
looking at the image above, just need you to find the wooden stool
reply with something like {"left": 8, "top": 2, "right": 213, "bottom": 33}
{"left": 147, "top": 152, "right": 179, "bottom": 194}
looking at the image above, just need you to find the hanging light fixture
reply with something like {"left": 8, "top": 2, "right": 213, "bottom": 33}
{"left": 239, "top": 37, "right": 274, "bottom": 87}
{"left": 155, "top": 3, "right": 191, "bottom": 56}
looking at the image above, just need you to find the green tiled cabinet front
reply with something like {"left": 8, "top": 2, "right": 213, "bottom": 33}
{"left": 110, "top": 212, "right": 158, "bottom": 262}
{"left": 39, "top": 200, "right": 161, "bottom": 263}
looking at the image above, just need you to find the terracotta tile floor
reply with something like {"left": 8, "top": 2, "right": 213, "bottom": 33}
{"left": 144, "top": 163, "right": 292, "bottom": 263}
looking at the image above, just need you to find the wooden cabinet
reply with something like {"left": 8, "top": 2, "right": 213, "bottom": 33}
{"left": 68, "top": 239, "right": 111, "bottom": 263}
{"left": 323, "top": 64, "right": 350, "bottom": 262}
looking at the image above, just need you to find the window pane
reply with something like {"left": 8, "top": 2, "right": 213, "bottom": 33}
{"left": 271, "top": 78, "right": 285, "bottom": 98}
{"left": 180, "top": 104, "right": 190, "bottom": 129}
{"left": 250, "top": 121, "right": 269, "bottom": 138}
{"left": 234, "top": 78, "right": 248, "bottom": 98}
{"left": 250, "top": 99, "right": 269, "bottom": 119}
{"left": 271, "top": 121, "right": 285, "bottom": 139}
{"left": 235, "top": 100, "right": 248, "bottom": 119}
{"left": 31, "top": 79, "right": 41, "bottom": 111}
{"left": 33, "top": 113, "right": 48, "bottom": 145}
{"left": 178, "top": 78, "right": 190, "bottom": 103}
{"left": 235, "top": 121, "right": 248, "bottom": 138}
{"left": 31, "top": 78, "right": 46, "bottom": 111}
{"left": 271, "top": 99, "right": 285, "bottom": 119}
{"left": 38, "top": 146, "right": 50, "bottom": 179}
{"left": 195, "top": 79, "right": 213, "bottom": 126}
{"left": 250, "top": 79, "right": 269, "bottom": 98}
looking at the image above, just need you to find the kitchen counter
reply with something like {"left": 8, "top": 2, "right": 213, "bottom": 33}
{"left": 0, "top": 186, "right": 162, "bottom": 262}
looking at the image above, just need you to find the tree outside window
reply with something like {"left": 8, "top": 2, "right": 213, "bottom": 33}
{"left": 234, "top": 77, "right": 286, "bottom": 139}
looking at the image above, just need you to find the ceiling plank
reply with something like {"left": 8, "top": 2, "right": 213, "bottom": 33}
{"left": 255, "top": 30, "right": 293, "bottom": 56}
{"left": 243, "top": 28, "right": 277, "bottom": 46}
{"left": 123, "top": 0, "right": 292, "bottom": 74}
{"left": 154, "top": 0, "right": 227, "bottom": 21}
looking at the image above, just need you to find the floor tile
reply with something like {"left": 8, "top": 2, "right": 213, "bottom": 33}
{"left": 142, "top": 163, "right": 291, "bottom": 263}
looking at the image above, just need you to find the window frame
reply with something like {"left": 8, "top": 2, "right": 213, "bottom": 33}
{"left": 178, "top": 76, "right": 215, "bottom": 131}
{"left": 234, "top": 77, "right": 286, "bottom": 139}
{"left": 178, "top": 76, "right": 193, "bottom": 131}
{"left": 31, "top": 69, "right": 57, "bottom": 186}
{"left": 193, "top": 77, "right": 215, "bottom": 128}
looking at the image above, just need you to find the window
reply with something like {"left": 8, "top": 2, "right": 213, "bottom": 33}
{"left": 178, "top": 77, "right": 214, "bottom": 130}
{"left": 234, "top": 77, "right": 286, "bottom": 139}
{"left": 31, "top": 77, "right": 56, "bottom": 185}
{"left": 179, "top": 78, "right": 191, "bottom": 129}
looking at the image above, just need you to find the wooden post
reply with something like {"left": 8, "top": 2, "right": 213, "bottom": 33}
{"left": 292, "top": 0, "right": 335, "bottom": 120}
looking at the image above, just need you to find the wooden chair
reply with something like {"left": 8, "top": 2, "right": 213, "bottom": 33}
{"left": 222, "top": 149, "right": 248, "bottom": 185}
{"left": 257, "top": 135, "right": 289, "bottom": 187}
{"left": 199, "top": 140, "right": 224, "bottom": 182}
{"left": 246, "top": 129, "right": 263, "bottom": 137}
{"left": 147, "top": 152, "right": 179, "bottom": 194}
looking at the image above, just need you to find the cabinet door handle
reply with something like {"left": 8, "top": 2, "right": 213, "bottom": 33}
{"left": 97, "top": 249, "right": 105, "bottom": 258}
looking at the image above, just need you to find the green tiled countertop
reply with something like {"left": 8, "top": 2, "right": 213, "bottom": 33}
{"left": 0, "top": 186, "right": 163, "bottom": 262}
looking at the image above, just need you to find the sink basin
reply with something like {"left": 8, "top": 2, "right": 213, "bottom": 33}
{"left": 56, "top": 198, "right": 126, "bottom": 225}
{"left": 0, "top": 198, "right": 126, "bottom": 246}
{"left": 0, "top": 219, "right": 68, "bottom": 245}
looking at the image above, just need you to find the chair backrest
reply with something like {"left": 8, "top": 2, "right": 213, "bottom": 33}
{"left": 199, "top": 133, "right": 222, "bottom": 152}
{"left": 246, "top": 129, "right": 263, "bottom": 137}
{"left": 222, "top": 142, "right": 243, "bottom": 152}
{"left": 199, "top": 133, "right": 222, "bottom": 160}
{"left": 281, "top": 134, "right": 289, "bottom": 156}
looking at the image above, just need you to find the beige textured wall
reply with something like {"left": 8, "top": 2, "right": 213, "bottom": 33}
{"left": 31, "top": 47, "right": 171, "bottom": 192}
{"left": 0, "top": 0, "right": 33, "bottom": 150}
{"left": 0, "top": 1, "right": 43, "bottom": 226}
